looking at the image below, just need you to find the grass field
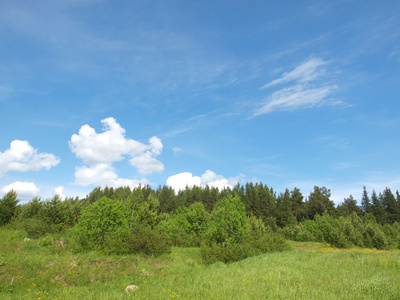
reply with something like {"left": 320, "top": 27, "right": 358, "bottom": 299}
{"left": 1, "top": 229, "right": 399, "bottom": 299}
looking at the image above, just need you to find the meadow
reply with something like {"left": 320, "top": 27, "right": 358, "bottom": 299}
{"left": 1, "top": 229, "right": 399, "bottom": 300}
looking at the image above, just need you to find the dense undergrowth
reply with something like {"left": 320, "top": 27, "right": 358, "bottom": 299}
{"left": 1, "top": 184, "right": 400, "bottom": 266}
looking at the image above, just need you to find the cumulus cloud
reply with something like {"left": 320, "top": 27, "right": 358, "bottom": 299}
{"left": 0, "top": 140, "right": 60, "bottom": 176}
{"left": 70, "top": 117, "right": 150, "bottom": 165}
{"left": 200, "top": 170, "right": 232, "bottom": 190}
{"left": 254, "top": 57, "right": 339, "bottom": 116}
{"left": 129, "top": 154, "right": 165, "bottom": 175}
{"left": 166, "top": 170, "right": 241, "bottom": 193}
{"left": 70, "top": 118, "right": 161, "bottom": 188}
{"left": 54, "top": 186, "right": 66, "bottom": 200}
{"left": 74, "top": 162, "right": 150, "bottom": 188}
{"left": 166, "top": 172, "right": 201, "bottom": 192}
{"left": 1, "top": 181, "right": 40, "bottom": 200}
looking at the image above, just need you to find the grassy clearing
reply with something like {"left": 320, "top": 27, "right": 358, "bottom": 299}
{"left": 0, "top": 229, "right": 399, "bottom": 299}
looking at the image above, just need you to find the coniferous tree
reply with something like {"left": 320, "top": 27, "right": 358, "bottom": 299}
{"left": 276, "top": 189, "right": 292, "bottom": 227}
{"left": 256, "top": 184, "right": 275, "bottom": 223}
{"left": 306, "top": 186, "right": 335, "bottom": 218}
{"left": 157, "top": 185, "right": 177, "bottom": 213}
{"left": 290, "top": 187, "right": 305, "bottom": 222}
{"left": 343, "top": 195, "right": 361, "bottom": 215}
{"left": 87, "top": 187, "right": 103, "bottom": 203}
{"left": 0, "top": 190, "right": 19, "bottom": 226}
{"left": 361, "top": 186, "right": 371, "bottom": 214}
{"left": 381, "top": 188, "right": 400, "bottom": 223}
{"left": 371, "top": 190, "right": 386, "bottom": 224}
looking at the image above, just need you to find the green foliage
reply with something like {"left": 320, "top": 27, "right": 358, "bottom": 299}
{"left": 201, "top": 197, "right": 288, "bottom": 264}
{"left": 306, "top": 186, "right": 335, "bottom": 218}
{"left": 73, "top": 196, "right": 127, "bottom": 250}
{"left": 281, "top": 211, "right": 398, "bottom": 250}
{"left": 103, "top": 226, "right": 171, "bottom": 256}
{"left": 1, "top": 227, "right": 400, "bottom": 300}
{"left": 135, "top": 194, "right": 160, "bottom": 229}
{"left": 204, "top": 194, "right": 249, "bottom": 246}
{"left": 157, "top": 203, "right": 210, "bottom": 247}
{"left": 22, "top": 217, "right": 48, "bottom": 239}
{"left": 200, "top": 242, "right": 253, "bottom": 264}
{"left": 0, "top": 190, "right": 19, "bottom": 226}
{"left": 126, "top": 227, "right": 171, "bottom": 256}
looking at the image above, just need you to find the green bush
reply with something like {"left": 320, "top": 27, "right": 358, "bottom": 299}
{"left": 104, "top": 226, "right": 171, "bottom": 256}
{"left": 200, "top": 242, "right": 252, "bottom": 264}
{"left": 201, "top": 211, "right": 289, "bottom": 264}
{"left": 73, "top": 197, "right": 127, "bottom": 250}
{"left": 365, "top": 223, "right": 389, "bottom": 250}
{"left": 23, "top": 217, "right": 47, "bottom": 239}
{"left": 296, "top": 229, "right": 314, "bottom": 242}
{"left": 204, "top": 194, "right": 249, "bottom": 246}
{"left": 128, "top": 227, "right": 171, "bottom": 256}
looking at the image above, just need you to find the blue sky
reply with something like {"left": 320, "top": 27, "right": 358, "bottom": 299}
{"left": 1, "top": 0, "right": 399, "bottom": 204}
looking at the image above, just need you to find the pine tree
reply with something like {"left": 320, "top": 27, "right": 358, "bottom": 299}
{"left": 381, "top": 188, "right": 400, "bottom": 223}
{"left": 361, "top": 186, "right": 371, "bottom": 214}
{"left": 306, "top": 186, "right": 335, "bottom": 218}
{"left": 0, "top": 190, "right": 19, "bottom": 226}
{"left": 371, "top": 190, "right": 386, "bottom": 224}
{"left": 290, "top": 187, "right": 305, "bottom": 222}
{"left": 276, "top": 189, "right": 292, "bottom": 227}
{"left": 343, "top": 195, "right": 361, "bottom": 215}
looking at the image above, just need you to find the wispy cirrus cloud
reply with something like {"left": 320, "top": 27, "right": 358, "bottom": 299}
{"left": 253, "top": 57, "right": 340, "bottom": 116}
{"left": 254, "top": 84, "right": 335, "bottom": 115}
{"left": 331, "top": 162, "right": 357, "bottom": 170}
{"left": 261, "top": 57, "right": 328, "bottom": 89}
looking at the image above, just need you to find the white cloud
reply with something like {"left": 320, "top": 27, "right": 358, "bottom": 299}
{"left": 129, "top": 154, "right": 165, "bottom": 175}
{"left": 70, "top": 117, "right": 164, "bottom": 187}
{"left": 173, "top": 147, "right": 182, "bottom": 156}
{"left": 254, "top": 84, "right": 335, "bottom": 115}
{"left": 262, "top": 57, "right": 328, "bottom": 88}
{"left": 200, "top": 170, "right": 231, "bottom": 190}
{"left": 129, "top": 136, "right": 164, "bottom": 175}
{"left": 166, "top": 172, "right": 201, "bottom": 192}
{"left": 1, "top": 181, "right": 40, "bottom": 200}
{"left": 166, "top": 170, "right": 240, "bottom": 193}
{"left": 254, "top": 57, "right": 339, "bottom": 116}
{"left": 54, "top": 186, "right": 66, "bottom": 200}
{"left": 69, "top": 117, "right": 149, "bottom": 165}
{"left": 74, "top": 163, "right": 149, "bottom": 188}
{"left": 0, "top": 140, "right": 60, "bottom": 176}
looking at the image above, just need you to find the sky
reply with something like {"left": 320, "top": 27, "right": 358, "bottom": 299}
{"left": 1, "top": 0, "right": 399, "bottom": 204}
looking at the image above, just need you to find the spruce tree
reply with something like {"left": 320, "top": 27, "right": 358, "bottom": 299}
{"left": 361, "top": 186, "right": 371, "bottom": 214}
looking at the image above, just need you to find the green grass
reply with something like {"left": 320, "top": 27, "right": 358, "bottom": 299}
{"left": 1, "top": 229, "right": 399, "bottom": 299}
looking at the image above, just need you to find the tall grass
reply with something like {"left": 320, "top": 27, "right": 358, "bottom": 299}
{"left": 1, "top": 229, "right": 399, "bottom": 299}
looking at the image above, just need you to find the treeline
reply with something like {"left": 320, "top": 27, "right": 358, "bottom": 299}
{"left": 0, "top": 183, "right": 399, "bottom": 263}
{"left": 85, "top": 184, "right": 400, "bottom": 225}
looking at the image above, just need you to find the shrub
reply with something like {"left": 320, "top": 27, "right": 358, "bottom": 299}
{"left": 204, "top": 194, "right": 249, "bottom": 246}
{"left": 104, "top": 226, "right": 171, "bottom": 256}
{"left": 23, "top": 217, "right": 48, "bottom": 239}
{"left": 200, "top": 242, "right": 252, "bottom": 264}
{"left": 128, "top": 227, "right": 171, "bottom": 256}
{"left": 73, "top": 197, "right": 127, "bottom": 250}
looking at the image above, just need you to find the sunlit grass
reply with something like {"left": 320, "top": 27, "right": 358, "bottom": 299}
{"left": 1, "top": 229, "right": 399, "bottom": 299}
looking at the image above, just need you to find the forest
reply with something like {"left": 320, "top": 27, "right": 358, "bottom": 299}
{"left": 1, "top": 183, "right": 400, "bottom": 263}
